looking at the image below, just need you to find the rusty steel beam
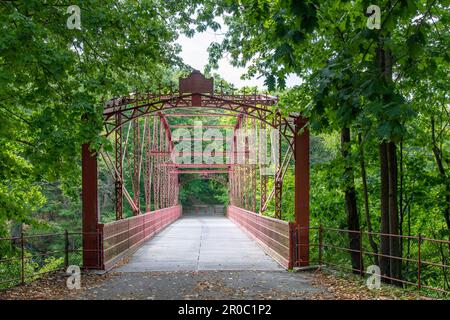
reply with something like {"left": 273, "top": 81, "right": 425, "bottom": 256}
{"left": 159, "top": 117, "right": 166, "bottom": 208}
{"left": 260, "top": 145, "right": 294, "bottom": 213}
{"left": 104, "top": 92, "right": 277, "bottom": 115}
{"left": 153, "top": 116, "right": 160, "bottom": 210}
{"left": 259, "top": 118, "right": 267, "bottom": 213}
{"left": 144, "top": 116, "right": 152, "bottom": 212}
{"left": 132, "top": 117, "right": 141, "bottom": 215}
{"left": 82, "top": 144, "right": 101, "bottom": 269}
{"left": 251, "top": 117, "right": 257, "bottom": 213}
{"left": 294, "top": 117, "right": 310, "bottom": 267}
{"left": 170, "top": 124, "right": 234, "bottom": 128}
{"left": 115, "top": 113, "right": 123, "bottom": 220}
{"left": 100, "top": 150, "right": 139, "bottom": 213}
{"left": 165, "top": 130, "right": 170, "bottom": 208}
{"left": 232, "top": 115, "right": 243, "bottom": 207}
{"left": 274, "top": 110, "right": 283, "bottom": 219}
{"left": 244, "top": 116, "right": 249, "bottom": 210}
{"left": 165, "top": 113, "right": 239, "bottom": 117}
{"left": 159, "top": 112, "right": 174, "bottom": 151}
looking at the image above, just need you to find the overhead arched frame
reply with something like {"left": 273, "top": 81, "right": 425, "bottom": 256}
{"left": 81, "top": 70, "right": 310, "bottom": 270}
{"left": 102, "top": 92, "right": 301, "bottom": 152}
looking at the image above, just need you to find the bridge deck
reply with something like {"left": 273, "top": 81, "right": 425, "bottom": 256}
{"left": 116, "top": 216, "right": 282, "bottom": 272}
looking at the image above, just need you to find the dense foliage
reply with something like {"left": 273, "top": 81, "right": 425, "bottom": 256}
{"left": 0, "top": 0, "right": 448, "bottom": 292}
{"left": 0, "top": 0, "right": 193, "bottom": 236}
{"left": 189, "top": 0, "right": 449, "bottom": 289}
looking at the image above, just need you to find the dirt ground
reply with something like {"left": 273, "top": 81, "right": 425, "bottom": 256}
{"left": 0, "top": 268, "right": 427, "bottom": 300}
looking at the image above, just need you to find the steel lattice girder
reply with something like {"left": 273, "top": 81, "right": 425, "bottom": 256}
{"left": 132, "top": 117, "right": 141, "bottom": 214}
{"left": 115, "top": 113, "right": 123, "bottom": 220}
{"left": 102, "top": 93, "right": 296, "bottom": 147}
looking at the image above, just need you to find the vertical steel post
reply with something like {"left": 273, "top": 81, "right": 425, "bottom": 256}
{"left": 294, "top": 116, "right": 310, "bottom": 266}
{"left": 243, "top": 116, "right": 249, "bottom": 210}
{"left": 82, "top": 143, "right": 101, "bottom": 269}
{"left": 251, "top": 118, "right": 257, "bottom": 212}
{"left": 144, "top": 116, "right": 152, "bottom": 212}
{"left": 359, "top": 230, "right": 364, "bottom": 276}
{"left": 259, "top": 118, "right": 267, "bottom": 213}
{"left": 288, "top": 222, "right": 295, "bottom": 269}
{"left": 153, "top": 116, "right": 159, "bottom": 210}
{"left": 132, "top": 117, "right": 141, "bottom": 214}
{"left": 165, "top": 129, "right": 170, "bottom": 208}
{"left": 234, "top": 116, "right": 243, "bottom": 207}
{"left": 274, "top": 111, "right": 282, "bottom": 219}
{"left": 160, "top": 117, "right": 166, "bottom": 209}
{"left": 319, "top": 224, "right": 323, "bottom": 266}
{"left": 115, "top": 113, "right": 123, "bottom": 220}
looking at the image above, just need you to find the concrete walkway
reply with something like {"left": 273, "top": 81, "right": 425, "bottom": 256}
{"left": 117, "top": 216, "right": 282, "bottom": 272}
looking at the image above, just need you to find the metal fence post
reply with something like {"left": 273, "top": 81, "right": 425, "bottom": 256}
{"left": 359, "top": 230, "right": 363, "bottom": 277}
{"left": 418, "top": 233, "right": 422, "bottom": 290}
{"left": 288, "top": 222, "right": 294, "bottom": 269}
{"left": 64, "top": 229, "right": 69, "bottom": 268}
{"left": 20, "top": 232, "right": 24, "bottom": 285}
{"left": 318, "top": 224, "right": 323, "bottom": 266}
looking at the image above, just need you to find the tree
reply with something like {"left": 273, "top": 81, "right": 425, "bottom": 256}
{"left": 0, "top": 0, "right": 191, "bottom": 234}
{"left": 189, "top": 0, "right": 449, "bottom": 283}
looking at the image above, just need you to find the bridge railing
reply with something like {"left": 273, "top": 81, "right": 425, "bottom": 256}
{"left": 183, "top": 205, "right": 225, "bottom": 216}
{"left": 227, "top": 206, "right": 449, "bottom": 295}
{"left": 0, "top": 231, "right": 84, "bottom": 289}
{"left": 227, "top": 205, "right": 292, "bottom": 268}
{"left": 293, "top": 225, "right": 450, "bottom": 295}
{"left": 99, "top": 205, "right": 182, "bottom": 270}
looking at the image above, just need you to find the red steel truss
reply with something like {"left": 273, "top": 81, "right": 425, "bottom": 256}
{"left": 81, "top": 70, "right": 310, "bottom": 269}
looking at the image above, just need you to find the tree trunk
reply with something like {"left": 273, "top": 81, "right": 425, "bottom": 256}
{"left": 379, "top": 141, "right": 391, "bottom": 281}
{"left": 388, "top": 141, "right": 402, "bottom": 284}
{"left": 399, "top": 138, "right": 404, "bottom": 253}
{"left": 377, "top": 42, "right": 399, "bottom": 283}
{"left": 431, "top": 116, "right": 450, "bottom": 247}
{"left": 341, "top": 127, "right": 362, "bottom": 273}
{"left": 358, "top": 133, "right": 379, "bottom": 265}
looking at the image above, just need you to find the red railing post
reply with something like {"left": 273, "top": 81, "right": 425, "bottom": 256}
{"left": 359, "top": 230, "right": 363, "bottom": 277}
{"left": 98, "top": 225, "right": 104, "bottom": 269}
{"left": 319, "top": 224, "right": 323, "bottom": 266}
{"left": 288, "top": 222, "right": 294, "bottom": 269}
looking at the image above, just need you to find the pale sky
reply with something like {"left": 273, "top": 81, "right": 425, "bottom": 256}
{"left": 177, "top": 27, "right": 301, "bottom": 90}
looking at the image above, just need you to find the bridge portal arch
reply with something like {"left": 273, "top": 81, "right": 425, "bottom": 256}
{"left": 81, "top": 70, "right": 309, "bottom": 270}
